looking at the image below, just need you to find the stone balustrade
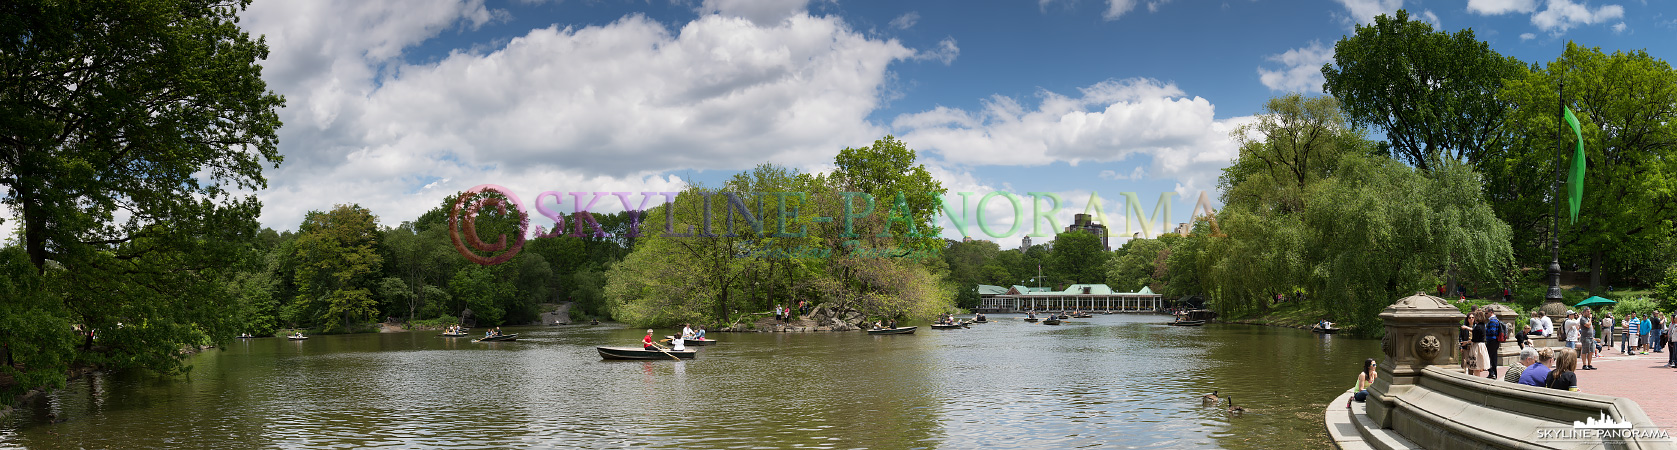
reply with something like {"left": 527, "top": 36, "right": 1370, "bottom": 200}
{"left": 1329, "top": 293, "right": 1674, "bottom": 450}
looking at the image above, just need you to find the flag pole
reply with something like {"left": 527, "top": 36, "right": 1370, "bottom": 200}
{"left": 1543, "top": 64, "right": 1565, "bottom": 314}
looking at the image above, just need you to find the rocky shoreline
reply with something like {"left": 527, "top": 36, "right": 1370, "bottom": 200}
{"left": 714, "top": 305, "right": 871, "bottom": 332}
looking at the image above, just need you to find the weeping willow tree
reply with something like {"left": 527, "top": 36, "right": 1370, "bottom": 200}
{"left": 1200, "top": 94, "right": 1513, "bottom": 336}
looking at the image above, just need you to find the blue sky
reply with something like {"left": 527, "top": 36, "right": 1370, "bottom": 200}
{"left": 190, "top": 0, "right": 1677, "bottom": 248}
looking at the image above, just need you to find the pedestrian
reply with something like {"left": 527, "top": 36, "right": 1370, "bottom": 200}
{"left": 1579, "top": 308, "right": 1596, "bottom": 370}
{"left": 1667, "top": 312, "right": 1677, "bottom": 369}
{"left": 1461, "top": 310, "right": 1490, "bottom": 378}
{"left": 1484, "top": 307, "right": 1504, "bottom": 379}
{"left": 1544, "top": 348, "right": 1579, "bottom": 392}
{"left": 1562, "top": 310, "right": 1580, "bottom": 350}
{"left": 1640, "top": 313, "right": 1653, "bottom": 353}
{"left": 1652, "top": 312, "right": 1666, "bottom": 353}
{"left": 1601, "top": 313, "right": 1615, "bottom": 351}
{"left": 1628, "top": 314, "right": 1641, "bottom": 353}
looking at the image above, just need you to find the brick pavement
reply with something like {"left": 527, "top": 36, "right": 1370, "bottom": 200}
{"left": 1576, "top": 346, "right": 1677, "bottom": 428}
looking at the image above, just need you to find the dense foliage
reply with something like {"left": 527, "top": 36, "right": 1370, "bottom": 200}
{"left": 1, "top": 0, "right": 281, "bottom": 390}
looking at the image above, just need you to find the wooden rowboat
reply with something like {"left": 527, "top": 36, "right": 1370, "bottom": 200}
{"left": 1167, "top": 320, "right": 1206, "bottom": 326}
{"left": 287, "top": 335, "right": 308, "bottom": 340}
{"left": 1024, "top": 318, "right": 1039, "bottom": 322}
{"left": 597, "top": 346, "right": 696, "bottom": 360}
{"left": 1311, "top": 326, "right": 1340, "bottom": 334}
{"left": 867, "top": 326, "right": 917, "bottom": 335}
{"left": 930, "top": 323, "right": 963, "bottom": 330}
{"left": 1042, "top": 318, "right": 1062, "bottom": 325}
{"left": 666, "top": 336, "right": 718, "bottom": 345}
{"left": 473, "top": 333, "right": 519, "bottom": 342}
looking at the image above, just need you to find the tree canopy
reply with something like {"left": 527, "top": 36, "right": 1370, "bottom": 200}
{"left": 0, "top": 0, "right": 281, "bottom": 378}
{"left": 1323, "top": 9, "right": 1526, "bottom": 172}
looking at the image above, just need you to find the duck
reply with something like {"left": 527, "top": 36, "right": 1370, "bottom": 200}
{"left": 1202, "top": 390, "right": 1219, "bottom": 403}
{"left": 1226, "top": 397, "right": 1246, "bottom": 414}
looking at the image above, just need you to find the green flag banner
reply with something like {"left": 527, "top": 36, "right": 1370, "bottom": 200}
{"left": 1564, "top": 107, "right": 1585, "bottom": 224}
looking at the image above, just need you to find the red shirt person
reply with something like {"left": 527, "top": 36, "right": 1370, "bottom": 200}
{"left": 643, "top": 329, "right": 656, "bottom": 350}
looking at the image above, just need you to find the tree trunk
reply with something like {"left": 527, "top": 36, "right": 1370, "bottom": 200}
{"left": 1590, "top": 250, "right": 1603, "bottom": 295}
{"left": 1445, "top": 260, "right": 1459, "bottom": 300}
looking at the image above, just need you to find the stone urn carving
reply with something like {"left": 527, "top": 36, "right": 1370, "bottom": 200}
{"left": 1416, "top": 334, "right": 1441, "bottom": 362}
{"left": 1368, "top": 292, "right": 1466, "bottom": 428}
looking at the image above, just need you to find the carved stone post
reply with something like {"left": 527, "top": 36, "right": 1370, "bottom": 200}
{"left": 1366, "top": 293, "right": 1464, "bottom": 428}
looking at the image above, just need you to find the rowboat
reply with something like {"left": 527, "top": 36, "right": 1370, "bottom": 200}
{"left": 1071, "top": 313, "right": 1093, "bottom": 318}
{"left": 1311, "top": 325, "right": 1340, "bottom": 334}
{"left": 1042, "top": 318, "right": 1062, "bottom": 325}
{"left": 1167, "top": 320, "right": 1206, "bottom": 326}
{"left": 1024, "top": 318, "right": 1039, "bottom": 322}
{"left": 287, "top": 335, "right": 308, "bottom": 340}
{"left": 473, "top": 333, "right": 518, "bottom": 342}
{"left": 971, "top": 317, "right": 988, "bottom": 323}
{"left": 597, "top": 346, "right": 696, "bottom": 360}
{"left": 236, "top": 334, "right": 257, "bottom": 339}
{"left": 930, "top": 323, "right": 963, "bottom": 330}
{"left": 439, "top": 332, "right": 469, "bottom": 337}
{"left": 666, "top": 336, "right": 718, "bottom": 345}
{"left": 867, "top": 326, "right": 917, "bottom": 335}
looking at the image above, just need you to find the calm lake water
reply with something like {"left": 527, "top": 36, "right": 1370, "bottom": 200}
{"left": 1, "top": 314, "right": 1377, "bottom": 449}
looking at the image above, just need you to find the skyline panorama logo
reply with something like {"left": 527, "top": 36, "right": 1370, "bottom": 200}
{"left": 447, "top": 184, "right": 1220, "bottom": 265}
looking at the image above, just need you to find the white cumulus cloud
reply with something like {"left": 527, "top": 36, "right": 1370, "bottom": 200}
{"left": 1105, "top": 0, "right": 1140, "bottom": 20}
{"left": 1258, "top": 41, "right": 1334, "bottom": 93}
{"left": 1467, "top": 0, "right": 1538, "bottom": 15}
{"left": 1469, "top": 0, "right": 1624, "bottom": 36}
{"left": 1532, "top": 0, "right": 1625, "bottom": 34}
{"left": 890, "top": 11, "right": 919, "bottom": 29}
{"left": 240, "top": 0, "right": 940, "bottom": 230}
{"left": 1334, "top": 0, "right": 1402, "bottom": 25}
{"left": 696, "top": 0, "right": 811, "bottom": 26}
{"left": 891, "top": 78, "right": 1250, "bottom": 205}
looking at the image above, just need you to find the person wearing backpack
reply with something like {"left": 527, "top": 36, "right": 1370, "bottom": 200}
{"left": 1484, "top": 307, "right": 1504, "bottom": 379}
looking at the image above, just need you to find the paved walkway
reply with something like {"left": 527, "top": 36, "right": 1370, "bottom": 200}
{"left": 1578, "top": 346, "right": 1676, "bottom": 428}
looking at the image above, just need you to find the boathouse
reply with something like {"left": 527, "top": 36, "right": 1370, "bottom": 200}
{"left": 978, "top": 284, "right": 1163, "bottom": 313}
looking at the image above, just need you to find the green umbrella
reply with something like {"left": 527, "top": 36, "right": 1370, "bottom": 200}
{"left": 1574, "top": 296, "right": 1615, "bottom": 308}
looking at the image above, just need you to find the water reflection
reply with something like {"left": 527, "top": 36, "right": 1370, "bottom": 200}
{"left": 1, "top": 315, "right": 1377, "bottom": 449}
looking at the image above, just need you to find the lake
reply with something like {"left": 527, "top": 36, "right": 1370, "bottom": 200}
{"left": 0, "top": 314, "right": 1378, "bottom": 449}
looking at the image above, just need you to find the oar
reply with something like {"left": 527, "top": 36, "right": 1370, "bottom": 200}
{"left": 648, "top": 342, "right": 682, "bottom": 361}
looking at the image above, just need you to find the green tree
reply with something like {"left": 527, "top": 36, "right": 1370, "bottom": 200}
{"left": 1494, "top": 43, "right": 1677, "bottom": 292}
{"left": 450, "top": 265, "right": 511, "bottom": 326}
{"left": 1106, "top": 236, "right": 1170, "bottom": 292}
{"left": 0, "top": 0, "right": 281, "bottom": 375}
{"left": 833, "top": 136, "right": 947, "bottom": 252}
{"left": 293, "top": 205, "right": 383, "bottom": 331}
{"left": 0, "top": 247, "right": 76, "bottom": 402}
{"left": 1051, "top": 231, "right": 1110, "bottom": 285}
{"left": 1304, "top": 156, "right": 1512, "bottom": 333}
{"left": 943, "top": 239, "right": 1002, "bottom": 309}
{"left": 1322, "top": 9, "right": 1526, "bottom": 171}
{"left": 1224, "top": 94, "right": 1368, "bottom": 214}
